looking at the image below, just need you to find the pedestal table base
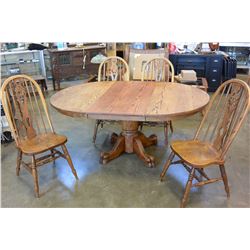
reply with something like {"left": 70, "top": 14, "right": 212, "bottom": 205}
{"left": 100, "top": 121, "right": 157, "bottom": 167}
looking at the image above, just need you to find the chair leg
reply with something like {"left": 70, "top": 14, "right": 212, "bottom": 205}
{"left": 164, "top": 122, "right": 169, "bottom": 145}
{"left": 100, "top": 120, "right": 104, "bottom": 129}
{"left": 219, "top": 165, "right": 230, "bottom": 197}
{"left": 199, "top": 167, "right": 204, "bottom": 180}
{"left": 180, "top": 167, "right": 195, "bottom": 208}
{"left": 169, "top": 121, "right": 174, "bottom": 133}
{"left": 160, "top": 151, "right": 175, "bottom": 181}
{"left": 50, "top": 149, "right": 56, "bottom": 165}
{"left": 31, "top": 155, "right": 40, "bottom": 198}
{"left": 61, "top": 144, "right": 79, "bottom": 180}
{"left": 139, "top": 122, "right": 143, "bottom": 131}
{"left": 196, "top": 168, "right": 210, "bottom": 181}
{"left": 92, "top": 120, "right": 100, "bottom": 143}
{"left": 16, "top": 149, "right": 23, "bottom": 176}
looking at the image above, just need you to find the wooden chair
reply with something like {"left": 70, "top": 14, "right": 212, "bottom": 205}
{"left": 141, "top": 57, "right": 175, "bottom": 82}
{"left": 141, "top": 57, "right": 175, "bottom": 144}
{"left": 124, "top": 47, "right": 168, "bottom": 81}
{"left": 97, "top": 56, "right": 129, "bottom": 82}
{"left": 160, "top": 79, "right": 250, "bottom": 207}
{"left": 92, "top": 56, "right": 129, "bottom": 143}
{"left": 1, "top": 75, "right": 78, "bottom": 198}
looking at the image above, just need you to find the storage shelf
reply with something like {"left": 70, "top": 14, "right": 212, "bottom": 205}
{"left": 0, "top": 50, "right": 46, "bottom": 78}
{"left": 1, "top": 63, "right": 18, "bottom": 66}
{"left": 1, "top": 61, "right": 40, "bottom": 66}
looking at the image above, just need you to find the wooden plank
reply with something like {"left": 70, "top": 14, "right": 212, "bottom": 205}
{"left": 145, "top": 83, "right": 209, "bottom": 121}
{"left": 50, "top": 82, "right": 114, "bottom": 117}
{"left": 86, "top": 82, "right": 155, "bottom": 117}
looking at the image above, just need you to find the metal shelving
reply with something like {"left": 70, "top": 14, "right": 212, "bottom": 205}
{"left": 0, "top": 50, "right": 46, "bottom": 79}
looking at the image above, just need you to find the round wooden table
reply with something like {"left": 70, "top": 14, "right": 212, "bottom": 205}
{"left": 50, "top": 81, "right": 210, "bottom": 167}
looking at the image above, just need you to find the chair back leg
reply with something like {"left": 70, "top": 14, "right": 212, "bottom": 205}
{"left": 50, "top": 149, "right": 56, "bottom": 165}
{"left": 164, "top": 122, "right": 169, "bottom": 145}
{"left": 139, "top": 122, "right": 143, "bottom": 131}
{"left": 169, "top": 121, "right": 174, "bottom": 133}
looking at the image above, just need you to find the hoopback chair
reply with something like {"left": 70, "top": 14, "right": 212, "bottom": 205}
{"left": 141, "top": 57, "right": 175, "bottom": 82}
{"left": 160, "top": 79, "right": 250, "bottom": 207}
{"left": 124, "top": 47, "right": 168, "bottom": 81}
{"left": 92, "top": 56, "right": 129, "bottom": 143}
{"left": 97, "top": 56, "right": 129, "bottom": 81}
{"left": 141, "top": 57, "right": 175, "bottom": 144}
{"left": 1, "top": 75, "right": 78, "bottom": 197}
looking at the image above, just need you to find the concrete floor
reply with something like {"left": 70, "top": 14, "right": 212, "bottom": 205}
{"left": 1, "top": 78, "right": 250, "bottom": 208}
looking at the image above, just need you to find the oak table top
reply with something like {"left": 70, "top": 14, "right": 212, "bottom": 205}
{"left": 50, "top": 81, "right": 210, "bottom": 122}
{"left": 50, "top": 81, "right": 210, "bottom": 167}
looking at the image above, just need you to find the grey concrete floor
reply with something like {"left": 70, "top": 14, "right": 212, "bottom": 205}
{"left": 1, "top": 79, "right": 250, "bottom": 208}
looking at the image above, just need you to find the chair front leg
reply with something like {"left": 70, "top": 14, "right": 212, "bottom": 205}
{"left": 160, "top": 151, "right": 175, "bottom": 181}
{"left": 31, "top": 155, "right": 40, "bottom": 198}
{"left": 180, "top": 167, "right": 195, "bottom": 208}
{"left": 61, "top": 144, "right": 79, "bottom": 180}
{"left": 219, "top": 165, "right": 230, "bottom": 197}
{"left": 16, "top": 149, "right": 23, "bottom": 176}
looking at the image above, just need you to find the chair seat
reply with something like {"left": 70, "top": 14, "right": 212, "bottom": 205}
{"left": 171, "top": 140, "right": 224, "bottom": 168}
{"left": 18, "top": 133, "right": 67, "bottom": 155}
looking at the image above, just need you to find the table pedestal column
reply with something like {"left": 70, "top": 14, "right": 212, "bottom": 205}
{"left": 100, "top": 121, "right": 157, "bottom": 167}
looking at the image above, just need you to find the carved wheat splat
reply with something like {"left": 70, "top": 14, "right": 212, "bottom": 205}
{"left": 213, "top": 84, "right": 243, "bottom": 151}
{"left": 11, "top": 79, "right": 36, "bottom": 139}
{"left": 107, "top": 59, "right": 119, "bottom": 80}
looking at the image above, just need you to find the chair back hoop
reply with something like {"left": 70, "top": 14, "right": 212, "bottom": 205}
{"left": 194, "top": 78, "right": 250, "bottom": 158}
{"left": 125, "top": 48, "right": 169, "bottom": 80}
{"left": 1, "top": 74, "right": 54, "bottom": 146}
{"left": 98, "top": 56, "right": 129, "bottom": 82}
{"left": 141, "top": 57, "right": 175, "bottom": 82}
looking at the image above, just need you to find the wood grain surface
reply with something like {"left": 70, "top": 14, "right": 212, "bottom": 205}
{"left": 50, "top": 81, "right": 210, "bottom": 121}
